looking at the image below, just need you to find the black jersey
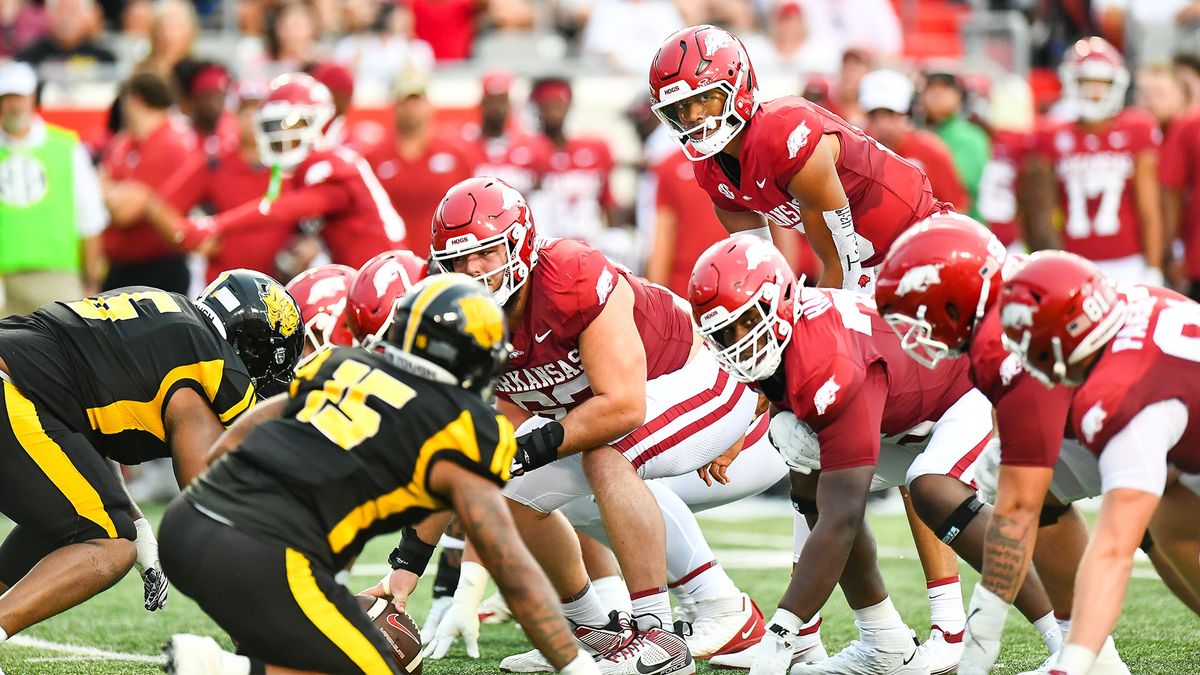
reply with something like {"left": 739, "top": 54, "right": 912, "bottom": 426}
{"left": 0, "top": 287, "right": 255, "bottom": 464}
{"left": 186, "top": 346, "right": 516, "bottom": 571}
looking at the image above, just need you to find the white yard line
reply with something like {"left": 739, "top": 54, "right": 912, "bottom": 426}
{"left": 6, "top": 635, "right": 166, "bottom": 664}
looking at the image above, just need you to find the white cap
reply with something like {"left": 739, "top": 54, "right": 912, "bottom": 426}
{"left": 0, "top": 61, "right": 36, "bottom": 97}
{"left": 859, "top": 69, "right": 913, "bottom": 114}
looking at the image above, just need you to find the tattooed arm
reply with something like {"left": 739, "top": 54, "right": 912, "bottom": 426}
{"left": 435, "top": 462, "right": 580, "bottom": 670}
{"left": 982, "top": 465, "right": 1054, "bottom": 602}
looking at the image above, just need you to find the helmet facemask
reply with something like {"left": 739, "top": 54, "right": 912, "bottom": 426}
{"left": 697, "top": 282, "right": 792, "bottom": 383}
{"left": 255, "top": 100, "right": 332, "bottom": 169}
{"left": 653, "top": 76, "right": 749, "bottom": 160}
{"left": 885, "top": 305, "right": 958, "bottom": 369}
{"left": 1063, "top": 62, "right": 1129, "bottom": 123}
{"left": 431, "top": 226, "right": 534, "bottom": 307}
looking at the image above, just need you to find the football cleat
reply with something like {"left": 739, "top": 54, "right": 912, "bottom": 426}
{"left": 597, "top": 615, "right": 694, "bottom": 675}
{"left": 919, "top": 625, "right": 963, "bottom": 675}
{"left": 707, "top": 622, "right": 826, "bottom": 670}
{"left": 479, "top": 590, "right": 513, "bottom": 624}
{"left": 1023, "top": 637, "right": 1130, "bottom": 675}
{"left": 500, "top": 611, "right": 633, "bottom": 673}
{"left": 791, "top": 630, "right": 927, "bottom": 675}
{"left": 686, "top": 593, "right": 765, "bottom": 659}
{"left": 162, "top": 634, "right": 233, "bottom": 675}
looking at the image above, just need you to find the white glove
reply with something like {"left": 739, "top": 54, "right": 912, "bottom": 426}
{"left": 960, "top": 585, "right": 1010, "bottom": 675}
{"left": 769, "top": 412, "right": 820, "bottom": 474}
{"left": 420, "top": 596, "right": 453, "bottom": 643}
{"left": 560, "top": 650, "right": 602, "bottom": 674}
{"left": 422, "top": 561, "right": 488, "bottom": 659}
{"left": 973, "top": 437, "right": 1002, "bottom": 505}
{"left": 133, "top": 518, "right": 168, "bottom": 611}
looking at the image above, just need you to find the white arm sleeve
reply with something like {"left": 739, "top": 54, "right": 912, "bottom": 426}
{"left": 822, "top": 204, "right": 862, "bottom": 290}
{"left": 1098, "top": 399, "right": 1188, "bottom": 496}
{"left": 73, "top": 143, "right": 108, "bottom": 238}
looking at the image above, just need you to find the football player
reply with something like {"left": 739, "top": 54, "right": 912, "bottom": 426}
{"left": 159, "top": 275, "right": 599, "bottom": 675}
{"left": 1025, "top": 37, "right": 1164, "bottom": 285}
{"left": 648, "top": 24, "right": 951, "bottom": 293}
{"left": 345, "top": 249, "right": 430, "bottom": 345}
{"left": 0, "top": 270, "right": 301, "bottom": 638}
{"left": 997, "top": 253, "right": 1200, "bottom": 675}
{"left": 286, "top": 263, "right": 357, "bottom": 361}
{"left": 429, "top": 177, "right": 768, "bottom": 674}
{"left": 875, "top": 215, "right": 1133, "bottom": 673}
{"left": 174, "top": 73, "right": 406, "bottom": 268}
{"left": 689, "top": 236, "right": 1063, "bottom": 675}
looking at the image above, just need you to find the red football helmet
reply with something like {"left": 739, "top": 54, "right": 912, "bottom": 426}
{"left": 255, "top": 73, "right": 334, "bottom": 169}
{"left": 430, "top": 176, "right": 539, "bottom": 306}
{"left": 875, "top": 213, "right": 1008, "bottom": 368}
{"left": 346, "top": 249, "right": 429, "bottom": 343}
{"left": 285, "top": 264, "right": 356, "bottom": 353}
{"left": 689, "top": 235, "right": 797, "bottom": 382}
{"left": 998, "top": 251, "right": 1126, "bottom": 387}
{"left": 649, "top": 24, "right": 758, "bottom": 160}
{"left": 1059, "top": 36, "right": 1128, "bottom": 123}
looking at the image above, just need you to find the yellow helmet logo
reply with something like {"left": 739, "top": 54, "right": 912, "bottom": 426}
{"left": 457, "top": 295, "right": 505, "bottom": 349}
{"left": 263, "top": 284, "right": 300, "bottom": 338}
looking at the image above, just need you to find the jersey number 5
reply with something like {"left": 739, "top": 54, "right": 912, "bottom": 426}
{"left": 297, "top": 360, "right": 416, "bottom": 450}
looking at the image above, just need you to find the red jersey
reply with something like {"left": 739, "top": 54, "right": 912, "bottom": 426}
{"left": 1069, "top": 285, "right": 1200, "bottom": 472}
{"left": 408, "top": 0, "right": 475, "bottom": 61}
{"left": 367, "top": 134, "right": 478, "bottom": 257}
{"left": 655, "top": 151, "right": 730, "bottom": 296}
{"left": 1158, "top": 109, "right": 1200, "bottom": 279}
{"left": 978, "top": 130, "right": 1035, "bottom": 247}
{"left": 494, "top": 238, "right": 694, "bottom": 420}
{"left": 761, "top": 289, "right": 973, "bottom": 471}
{"left": 464, "top": 128, "right": 546, "bottom": 196}
{"left": 694, "top": 97, "right": 943, "bottom": 267}
{"left": 212, "top": 146, "right": 405, "bottom": 269}
{"left": 101, "top": 117, "right": 197, "bottom": 263}
{"left": 531, "top": 136, "right": 615, "bottom": 242}
{"left": 1035, "top": 109, "right": 1160, "bottom": 261}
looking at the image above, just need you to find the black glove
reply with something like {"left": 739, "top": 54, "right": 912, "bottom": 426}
{"left": 511, "top": 421, "right": 565, "bottom": 476}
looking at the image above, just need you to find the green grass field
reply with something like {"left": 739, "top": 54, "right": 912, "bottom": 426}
{"left": 1, "top": 502, "right": 1197, "bottom": 674}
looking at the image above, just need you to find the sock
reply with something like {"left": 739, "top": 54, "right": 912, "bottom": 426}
{"left": 768, "top": 608, "right": 805, "bottom": 634}
{"left": 927, "top": 575, "right": 965, "bottom": 634}
{"left": 0, "top": 625, "right": 7, "bottom": 642}
{"left": 792, "top": 511, "right": 811, "bottom": 564}
{"left": 669, "top": 559, "right": 740, "bottom": 604}
{"left": 853, "top": 597, "right": 911, "bottom": 651}
{"left": 1056, "top": 613, "right": 1071, "bottom": 639}
{"left": 1034, "top": 611, "right": 1063, "bottom": 653}
{"left": 630, "top": 585, "right": 672, "bottom": 628}
{"left": 562, "top": 581, "right": 610, "bottom": 627}
{"left": 593, "top": 575, "right": 632, "bottom": 615}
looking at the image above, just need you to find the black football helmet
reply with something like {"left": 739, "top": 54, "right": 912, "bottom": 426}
{"left": 379, "top": 273, "right": 510, "bottom": 395}
{"left": 197, "top": 269, "right": 304, "bottom": 398}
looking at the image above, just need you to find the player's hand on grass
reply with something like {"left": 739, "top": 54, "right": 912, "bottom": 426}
{"left": 133, "top": 518, "right": 168, "bottom": 611}
{"left": 420, "top": 596, "right": 453, "bottom": 643}
{"left": 422, "top": 561, "right": 489, "bottom": 659}
{"left": 361, "top": 568, "right": 420, "bottom": 612}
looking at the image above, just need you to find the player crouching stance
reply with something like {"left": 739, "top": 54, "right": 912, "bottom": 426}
{"left": 688, "top": 237, "right": 1062, "bottom": 674}
{"left": 159, "top": 275, "right": 598, "bottom": 675}
{"left": 996, "top": 253, "right": 1200, "bottom": 675}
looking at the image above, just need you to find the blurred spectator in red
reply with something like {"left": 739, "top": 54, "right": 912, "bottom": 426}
{"left": 0, "top": 0, "right": 47, "bottom": 58}
{"left": 133, "top": 0, "right": 196, "bottom": 76}
{"left": 835, "top": 48, "right": 871, "bottom": 127}
{"left": 307, "top": 61, "right": 353, "bottom": 146}
{"left": 240, "top": 0, "right": 320, "bottom": 79}
{"left": 1159, "top": 93, "right": 1200, "bottom": 296}
{"left": 100, "top": 71, "right": 195, "bottom": 293}
{"left": 803, "top": 74, "right": 838, "bottom": 115}
{"left": 177, "top": 61, "right": 238, "bottom": 155}
{"left": 366, "top": 72, "right": 476, "bottom": 257}
{"left": 17, "top": 0, "right": 113, "bottom": 68}
{"left": 976, "top": 110, "right": 1035, "bottom": 252}
{"left": 860, "top": 69, "right": 969, "bottom": 211}
{"left": 644, "top": 151, "right": 729, "bottom": 296}
{"left": 408, "top": 0, "right": 477, "bottom": 62}
{"left": 1137, "top": 64, "right": 1190, "bottom": 133}
{"left": 581, "top": 0, "right": 682, "bottom": 73}
{"left": 462, "top": 69, "right": 544, "bottom": 195}
{"left": 334, "top": 0, "right": 434, "bottom": 89}
{"left": 1173, "top": 53, "right": 1200, "bottom": 109}
{"left": 755, "top": 0, "right": 842, "bottom": 75}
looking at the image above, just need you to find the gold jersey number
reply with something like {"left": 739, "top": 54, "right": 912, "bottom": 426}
{"left": 296, "top": 358, "right": 416, "bottom": 450}
{"left": 67, "top": 291, "right": 182, "bottom": 322}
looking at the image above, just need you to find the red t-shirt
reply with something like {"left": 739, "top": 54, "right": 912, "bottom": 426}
{"left": 896, "top": 129, "right": 969, "bottom": 213}
{"left": 101, "top": 118, "right": 197, "bottom": 263}
{"left": 1158, "top": 108, "right": 1200, "bottom": 278}
{"left": 694, "top": 96, "right": 945, "bottom": 267}
{"left": 407, "top": 0, "right": 475, "bottom": 61}
{"left": 366, "top": 134, "right": 478, "bottom": 257}
{"left": 654, "top": 151, "right": 730, "bottom": 296}
{"left": 1034, "top": 109, "right": 1161, "bottom": 262}
{"left": 760, "top": 289, "right": 973, "bottom": 472}
{"left": 494, "top": 238, "right": 694, "bottom": 420}
{"left": 978, "top": 130, "right": 1035, "bottom": 247}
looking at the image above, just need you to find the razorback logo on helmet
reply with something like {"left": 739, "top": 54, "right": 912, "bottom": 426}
{"left": 704, "top": 30, "right": 734, "bottom": 56}
{"left": 500, "top": 184, "right": 525, "bottom": 209}
{"left": 896, "top": 264, "right": 944, "bottom": 296}
{"left": 1001, "top": 302, "right": 1036, "bottom": 330}
{"left": 1081, "top": 401, "right": 1107, "bottom": 444}
{"left": 306, "top": 277, "right": 348, "bottom": 304}
{"left": 787, "top": 121, "right": 811, "bottom": 159}
{"left": 744, "top": 239, "right": 776, "bottom": 270}
{"left": 813, "top": 375, "right": 840, "bottom": 415}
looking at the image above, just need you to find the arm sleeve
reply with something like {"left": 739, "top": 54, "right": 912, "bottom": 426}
{"left": 995, "top": 375, "right": 1073, "bottom": 468}
{"left": 73, "top": 143, "right": 109, "bottom": 238}
{"left": 212, "top": 183, "right": 352, "bottom": 235}
{"left": 154, "top": 152, "right": 212, "bottom": 213}
{"left": 1097, "top": 399, "right": 1187, "bottom": 495}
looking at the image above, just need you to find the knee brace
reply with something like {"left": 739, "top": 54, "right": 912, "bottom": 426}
{"left": 1038, "top": 502, "right": 1072, "bottom": 528}
{"left": 792, "top": 497, "right": 818, "bottom": 516}
{"left": 936, "top": 495, "right": 984, "bottom": 544}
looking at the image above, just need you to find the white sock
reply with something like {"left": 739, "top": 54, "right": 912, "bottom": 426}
{"left": 0, "top": 625, "right": 7, "bottom": 642}
{"left": 853, "top": 597, "right": 911, "bottom": 651}
{"left": 631, "top": 586, "right": 673, "bottom": 628}
{"left": 562, "top": 581, "right": 610, "bottom": 627}
{"left": 927, "top": 575, "right": 965, "bottom": 634}
{"left": 792, "top": 510, "right": 811, "bottom": 564}
{"left": 1034, "top": 612, "right": 1063, "bottom": 653}
{"left": 592, "top": 575, "right": 632, "bottom": 615}
{"left": 1056, "top": 615, "right": 1071, "bottom": 639}
{"left": 670, "top": 560, "right": 739, "bottom": 604}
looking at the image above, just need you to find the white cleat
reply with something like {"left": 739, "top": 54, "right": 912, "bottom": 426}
{"left": 918, "top": 626, "right": 963, "bottom": 675}
{"left": 502, "top": 611, "right": 631, "bottom": 673}
{"left": 790, "top": 634, "right": 928, "bottom": 675}
{"left": 707, "top": 634, "right": 827, "bottom": 670}
{"left": 597, "top": 616, "right": 694, "bottom": 675}
{"left": 1023, "top": 637, "right": 1130, "bottom": 675}
{"left": 479, "top": 590, "right": 513, "bottom": 624}
{"left": 687, "top": 593, "right": 765, "bottom": 659}
{"left": 161, "top": 634, "right": 231, "bottom": 675}
{"left": 500, "top": 648, "right": 556, "bottom": 673}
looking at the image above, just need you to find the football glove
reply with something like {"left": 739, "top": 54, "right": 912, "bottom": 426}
{"left": 768, "top": 412, "right": 821, "bottom": 474}
{"left": 133, "top": 518, "right": 168, "bottom": 611}
{"left": 422, "top": 561, "right": 489, "bottom": 659}
{"left": 960, "top": 585, "right": 1010, "bottom": 675}
{"left": 420, "top": 596, "right": 453, "bottom": 643}
{"left": 511, "top": 420, "right": 564, "bottom": 476}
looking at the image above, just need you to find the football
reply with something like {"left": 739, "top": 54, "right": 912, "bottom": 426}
{"left": 356, "top": 594, "right": 423, "bottom": 674}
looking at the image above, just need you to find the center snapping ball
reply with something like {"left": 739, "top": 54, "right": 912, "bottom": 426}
{"left": 356, "top": 594, "right": 423, "bottom": 673}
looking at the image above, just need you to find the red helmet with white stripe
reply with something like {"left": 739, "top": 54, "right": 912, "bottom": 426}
{"left": 256, "top": 73, "right": 334, "bottom": 169}
{"left": 997, "top": 250, "right": 1125, "bottom": 387}
{"left": 346, "top": 250, "right": 429, "bottom": 343}
{"left": 430, "top": 177, "right": 539, "bottom": 306}
{"left": 1059, "top": 36, "right": 1128, "bottom": 123}
{"left": 649, "top": 24, "right": 758, "bottom": 160}
{"left": 285, "top": 264, "right": 356, "bottom": 353}
{"left": 875, "top": 213, "right": 1008, "bottom": 369}
{"left": 688, "top": 235, "right": 797, "bottom": 382}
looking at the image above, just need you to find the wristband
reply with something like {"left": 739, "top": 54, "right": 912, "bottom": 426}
{"left": 388, "top": 526, "right": 436, "bottom": 574}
